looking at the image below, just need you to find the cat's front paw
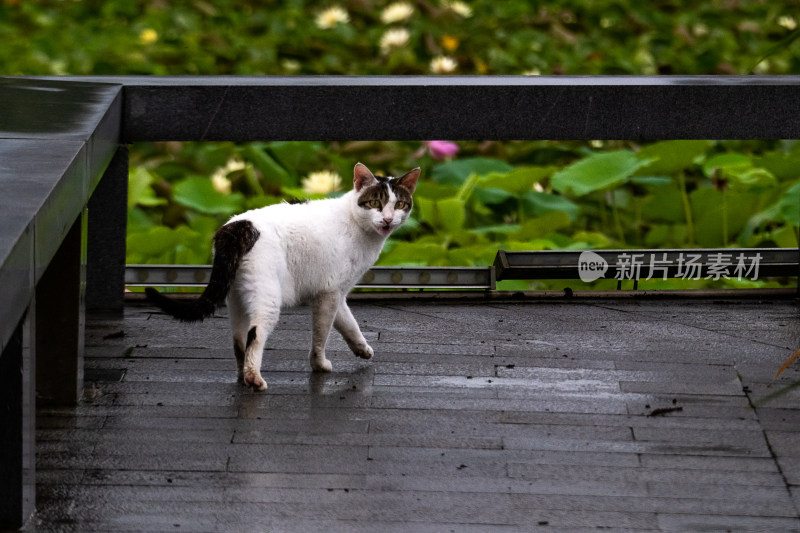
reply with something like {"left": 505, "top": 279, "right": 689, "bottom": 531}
{"left": 354, "top": 343, "right": 374, "bottom": 360}
{"left": 243, "top": 370, "right": 268, "bottom": 392}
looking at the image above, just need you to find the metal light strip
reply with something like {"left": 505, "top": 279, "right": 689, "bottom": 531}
{"left": 125, "top": 265, "right": 496, "bottom": 290}
{"left": 494, "top": 248, "right": 798, "bottom": 281}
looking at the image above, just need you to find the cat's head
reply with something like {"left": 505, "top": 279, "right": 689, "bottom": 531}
{"left": 352, "top": 162, "right": 420, "bottom": 237}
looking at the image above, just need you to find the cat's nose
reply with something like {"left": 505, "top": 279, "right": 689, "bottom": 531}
{"left": 382, "top": 216, "right": 393, "bottom": 225}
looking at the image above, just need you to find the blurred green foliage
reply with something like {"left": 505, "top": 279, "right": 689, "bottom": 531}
{"left": 2, "top": 0, "right": 799, "bottom": 290}
{"left": 2, "top": 0, "right": 799, "bottom": 75}
{"left": 125, "top": 139, "right": 800, "bottom": 290}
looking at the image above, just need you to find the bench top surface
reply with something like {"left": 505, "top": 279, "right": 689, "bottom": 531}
{"left": 0, "top": 78, "right": 120, "bottom": 256}
{"left": 0, "top": 78, "right": 121, "bottom": 349}
{"left": 0, "top": 77, "right": 121, "bottom": 139}
{"left": 0, "top": 138, "right": 86, "bottom": 244}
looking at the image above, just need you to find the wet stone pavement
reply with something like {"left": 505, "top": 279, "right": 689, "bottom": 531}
{"left": 27, "top": 297, "right": 800, "bottom": 532}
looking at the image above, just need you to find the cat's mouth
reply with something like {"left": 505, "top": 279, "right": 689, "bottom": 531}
{"left": 377, "top": 223, "right": 393, "bottom": 235}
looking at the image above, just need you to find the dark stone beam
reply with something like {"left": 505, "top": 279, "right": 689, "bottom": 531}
{"left": 30, "top": 75, "right": 800, "bottom": 141}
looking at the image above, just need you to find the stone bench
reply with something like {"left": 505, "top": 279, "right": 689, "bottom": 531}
{"left": 0, "top": 77, "right": 122, "bottom": 527}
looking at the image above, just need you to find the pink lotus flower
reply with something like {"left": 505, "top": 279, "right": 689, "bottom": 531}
{"left": 424, "top": 140, "right": 459, "bottom": 160}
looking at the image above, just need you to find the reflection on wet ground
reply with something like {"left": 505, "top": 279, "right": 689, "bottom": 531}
{"left": 31, "top": 298, "right": 800, "bottom": 531}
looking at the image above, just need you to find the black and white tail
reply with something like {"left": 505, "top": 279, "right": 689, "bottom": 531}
{"left": 145, "top": 220, "right": 260, "bottom": 322}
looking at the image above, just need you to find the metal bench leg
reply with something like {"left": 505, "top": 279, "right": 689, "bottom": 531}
{"left": 0, "top": 308, "right": 36, "bottom": 529}
{"left": 36, "top": 209, "right": 86, "bottom": 406}
{"left": 87, "top": 145, "right": 128, "bottom": 312}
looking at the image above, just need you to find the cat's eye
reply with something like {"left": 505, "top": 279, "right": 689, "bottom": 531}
{"left": 366, "top": 199, "right": 382, "bottom": 209}
{"left": 395, "top": 201, "right": 408, "bottom": 211}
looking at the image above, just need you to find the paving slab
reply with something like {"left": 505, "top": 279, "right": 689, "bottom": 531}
{"left": 27, "top": 298, "right": 800, "bottom": 532}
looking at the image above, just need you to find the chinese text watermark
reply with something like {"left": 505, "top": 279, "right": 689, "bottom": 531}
{"left": 578, "top": 251, "right": 763, "bottom": 283}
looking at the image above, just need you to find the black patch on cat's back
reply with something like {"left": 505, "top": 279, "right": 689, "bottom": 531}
{"left": 215, "top": 220, "right": 261, "bottom": 260}
{"left": 144, "top": 219, "right": 260, "bottom": 323}
{"left": 205, "top": 220, "right": 261, "bottom": 304}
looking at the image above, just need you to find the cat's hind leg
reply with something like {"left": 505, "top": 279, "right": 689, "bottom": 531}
{"left": 309, "top": 291, "right": 342, "bottom": 373}
{"left": 233, "top": 337, "right": 246, "bottom": 383}
{"left": 228, "top": 297, "right": 248, "bottom": 383}
{"left": 230, "top": 295, "right": 280, "bottom": 392}
{"left": 334, "top": 295, "right": 373, "bottom": 360}
{"left": 242, "top": 323, "right": 268, "bottom": 391}
{"left": 241, "top": 314, "right": 279, "bottom": 391}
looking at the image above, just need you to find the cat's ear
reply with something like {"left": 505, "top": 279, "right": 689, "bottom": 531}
{"left": 353, "top": 162, "right": 378, "bottom": 192}
{"left": 395, "top": 167, "right": 421, "bottom": 195}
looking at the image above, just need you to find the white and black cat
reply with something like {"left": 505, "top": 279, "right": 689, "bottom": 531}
{"left": 146, "top": 162, "right": 420, "bottom": 391}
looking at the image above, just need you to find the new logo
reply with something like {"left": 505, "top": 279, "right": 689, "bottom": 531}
{"left": 578, "top": 251, "right": 608, "bottom": 282}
